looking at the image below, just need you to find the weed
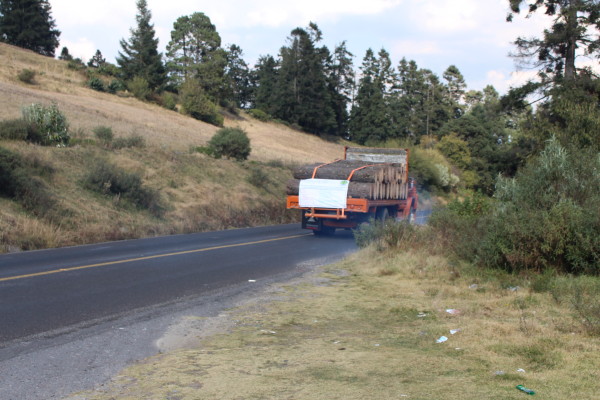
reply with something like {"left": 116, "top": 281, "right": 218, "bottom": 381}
{"left": 87, "top": 77, "right": 105, "bottom": 92}
{"left": 22, "top": 103, "right": 70, "bottom": 146}
{"left": 93, "top": 126, "right": 114, "bottom": 144}
{"left": 112, "top": 135, "right": 145, "bottom": 149}
{"left": 83, "top": 159, "right": 164, "bottom": 217}
{"left": 18, "top": 69, "right": 36, "bottom": 84}
{"left": 0, "top": 119, "right": 28, "bottom": 140}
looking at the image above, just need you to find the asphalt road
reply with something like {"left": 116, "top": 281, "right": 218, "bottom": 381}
{"left": 0, "top": 223, "right": 357, "bottom": 399}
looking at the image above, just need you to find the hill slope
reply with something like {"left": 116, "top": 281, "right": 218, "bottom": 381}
{"left": 0, "top": 43, "right": 344, "bottom": 252}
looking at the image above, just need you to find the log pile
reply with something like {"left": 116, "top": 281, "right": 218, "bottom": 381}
{"left": 286, "top": 160, "right": 409, "bottom": 200}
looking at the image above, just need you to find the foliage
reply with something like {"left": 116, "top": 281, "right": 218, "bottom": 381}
{"left": 161, "top": 91, "right": 177, "bottom": 111}
{"left": 207, "top": 127, "right": 251, "bottom": 161}
{"left": 247, "top": 109, "right": 271, "bottom": 122}
{"left": 18, "top": 68, "right": 36, "bottom": 84}
{"left": 409, "top": 147, "right": 458, "bottom": 192}
{"left": 507, "top": 0, "right": 600, "bottom": 82}
{"left": 436, "top": 133, "right": 471, "bottom": 170}
{"left": 93, "top": 126, "right": 114, "bottom": 144}
{"left": 87, "top": 77, "right": 105, "bottom": 92}
{"left": 353, "top": 219, "right": 423, "bottom": 251}
{"left": 58, "top": 46, "right": 73, "bottom": 61}
{"left": 179, "top": 79, "right": 223, "bottom": 126}
{"left": 225, "top": 44, "right": 251, "bottom": 108}
{"left": 127, "top": 76, "right": 151, "bottom": 100}
{"left": 0, "top": 146, "right": 57, "bottom": 217}
{"left": 116, "top": 0, "right": 166, "bottom": 90}
{"left": 87, "top": 49, "right": 106, "bottom": 68}
{"left": 0, "top": 0, "right": 60, "bottom": 56}
{"left": 21, "top": 103, "right": 69, "bottom": 146}
{"left": 112, "top": 135, "right": 145, "bottom": 149}
{"left": 83, "top": 158, "right": 164, "bottom": 217}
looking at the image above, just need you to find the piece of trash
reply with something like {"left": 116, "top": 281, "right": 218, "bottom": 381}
{"left": 450, "top": 329, "right": 461, "bottom": 335}
{"left": 248, "top": 279, "right": 256, "bottom": 283}
{"left": 508, "top": 286, "right": 520, "bottom": 292}
{"left": 495, "top": 370, "right": 505, "bottom": 376}
{"left": 260, "top": 330, "right": 276, "bottom": 334}
{"left": 436, "top": 336, "right": 448, "bottom": 343}
{"left": 517, "top": 368, "right": 526, "bottom": 373}
{"left": 374, "top": 344, "right": 380, "bottom": 347}
{"left": 417, "top": 312, "right": 428, "bottom": 318}
{"left": 333, "top": 341, "right": 341, "bottom": 344}
{"left": 455, "top": 347, "right": 462, "bottom": 350}
{"left": 446, "top": 309, "right": 460, "bottom": 315}
{"left": 516, "top": 384, "right": 535, "bottom": 395}
{"left": 469, "top": 284, "right": 479, "bottom": 289}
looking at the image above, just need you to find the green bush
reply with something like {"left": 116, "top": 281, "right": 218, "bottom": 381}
{"left": 87, "top": 77, "right": 105, "bottom": 92}
{"left": 107, "top": 79, "right": 126, "bottom": 94}
{"left": 18, "top": 69, "right": 36, "bottom": 84}
{"left": 22, "top": 103, "right": 70, "bottom": 146}
{"left": 247, "top": 109, "right": 272, "bottom": 122}
{"left": 162, "top": 92, "right": 177, "bottom": 111}
{"left": 180, "top": 80, "right": 223, "bottom": 126}
{"left": 353, "top": 219, "right": 422, "bottom": 251}
{"left": 93, "top": 126, "right": 113, "bottom": 144}
{"left": 128, "top": 76, "right": 151, "bottom": 101}
{"left": 0, "top": 147, "right": 57, "bottom": 217}
{"left": 84, "top": 159, "right": 164, "bottom": 217}
{"left": 207, "top": 127, "right": 251, "bottom": 161}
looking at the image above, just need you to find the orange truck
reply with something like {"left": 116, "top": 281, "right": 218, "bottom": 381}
{"left": 286, "top": 147, "right": 418, "bottom": 235}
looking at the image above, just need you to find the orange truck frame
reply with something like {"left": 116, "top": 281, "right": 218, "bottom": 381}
{"left": 286, "top": 147, "right": 418, "bottom": 235}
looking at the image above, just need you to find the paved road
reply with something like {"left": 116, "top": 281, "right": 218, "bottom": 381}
{"left": 0, "top": 224, "right": 357, "bottom": 399}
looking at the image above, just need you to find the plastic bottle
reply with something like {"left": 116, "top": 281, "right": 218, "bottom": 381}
{"left": 516, "top": 385, "right": 535, "bottom": 395}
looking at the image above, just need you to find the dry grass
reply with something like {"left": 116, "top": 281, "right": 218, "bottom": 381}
{"left": 70, "top": 248, "right": 600, "bottom": 399}
{"left": 0, "top": 43, "right": 349, "bottom": 251}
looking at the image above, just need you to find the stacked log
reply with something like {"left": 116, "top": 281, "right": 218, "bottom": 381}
{"left": 286, "top": 160, "right": 408, "bottom": 200}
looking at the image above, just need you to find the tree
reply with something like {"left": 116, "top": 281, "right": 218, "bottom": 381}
{"left": 116, "top": 0, "right": 166, "bottom": 90}
{"left": 58, "top": 46, "right": 72, "bottom": 61}
{"left": 165, "top": 12, "right": 229, "bottom": 105}
{"left": 225, "top": 44, "right": 250, "bottom": 108}
{"left": 251, "top": 55, "right": 279, "bottom": 114}
{"left": 349, "top": 49, "right": 393, "bottom": 144}
{"left": 507, "top": 0, "right": 600, "bottom": 82}
{"left": 0, "top": 0, "right": 60, "bottom": 56}
{"left": 88, "top": 49, "right": 106, "bottom": 68}
{"left": 272, "top": 23, "right": 336, "bottom": 134}
{"left": 326, "top": 41, "right": 355, "bottom": 136}
{"left": 443, "top": 65, "right": 467, "bottom": 117}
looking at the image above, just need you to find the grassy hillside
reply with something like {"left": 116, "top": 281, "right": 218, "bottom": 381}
{"left": 0, "top": 43, "right": 345, "bottom": 252}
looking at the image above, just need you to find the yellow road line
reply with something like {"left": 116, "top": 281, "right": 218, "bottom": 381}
{"left": 0, "top": 234, "right": 310, "bottom": 283}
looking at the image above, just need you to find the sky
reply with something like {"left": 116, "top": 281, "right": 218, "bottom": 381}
{"left": 48, "top": 0, "right": 596, "bottom": 94}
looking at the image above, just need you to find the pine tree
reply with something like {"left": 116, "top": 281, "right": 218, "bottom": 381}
{"left": 225, "top": 44, "right": 251, "bottom": 108}
{"left": 58, "top": 46, "right": 72, "bottom": 61}
{"left": 88, "top": 49, "right": 106, "bottom": 68}
{"left": 0, "top": 0, "right": 60, "bottom": 56}
{"left": 326, "top": 41, "right": 355, "bottom": 137}
{"left": 349, "top": 49, "right": 393, "bottom": 144}
{"left": 273, "top": 23, "right": 336, "bottom": 135}
{"left": 507, "top": 0, "right": 600, "bottom": 82}
{"left": 251, "top": 55, "right": 279, "bottom": 114}
{"left": 116, "top": 0, "right": 165, "bottom": 90}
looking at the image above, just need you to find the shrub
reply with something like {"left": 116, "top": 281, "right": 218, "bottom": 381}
{"left": 18, "top": 69, "right": 36, "bottom": 84}
{"left": 180, "top": 80, "right": 224, "bottom": 126}
{"left": 107, "top": 79, "right": 126, "bottom": 94}
{"left": 353, "top": 219, "right": 422, "bottom": 251}
{"left": 246, "top": 164, "right": 272, "bottom": 191}
{"left": 112, "top": 135, "right": 145, "bottom": 149}
{"left": 22, "top": 103, "right": 70, "bottom": 146}
{"left": 247, "top": 109, "right": 272, "bottom": 122}
{"left": 87, "top": 77, "right": 105, "bottom": 92}
{"left": 84, "top": 159, "right": 164, "bottom": 217}
{"left": 128, "top": 76, "right": 151, "bottom": 101}
{"left": 0, "top": 147, "right": 57, "bottom": 217}
{"left": 162, "top": 92, "right": 177, "bottom": 111}
{"left": 207, "top": 127, "right": 251, "bottom": 161}
{"left": 93, "top": 126, "right": 113, "bottom": 144}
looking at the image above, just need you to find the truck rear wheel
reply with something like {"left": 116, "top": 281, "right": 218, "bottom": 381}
{"left": 376, "top": 207, "right": 390, "bottom": 221}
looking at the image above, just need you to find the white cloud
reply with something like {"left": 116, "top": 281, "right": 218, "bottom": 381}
{"left": 484, "top": 69, "right": 539, "bottom": 93}
{"left": 392, "top": 40, "right": 442, "bottom": 56}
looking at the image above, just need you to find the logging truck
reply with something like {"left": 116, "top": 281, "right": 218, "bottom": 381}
{"left": 286, "top": 147, "right": 418, "bottom": 235}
